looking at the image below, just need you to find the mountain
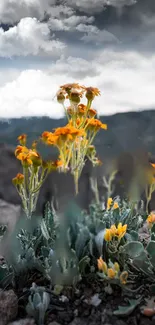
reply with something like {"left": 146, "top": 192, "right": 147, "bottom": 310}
{"left": 0, "top": 110, "right": 155, "bottom": 159}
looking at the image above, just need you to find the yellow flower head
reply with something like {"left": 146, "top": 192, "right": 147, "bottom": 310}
{"left": 113, "top": 202, "right": 119, "bottom": 209}
{"left": 110, "top": 225, "right": 117, "bottom": 235}
{"left": 97, "top": 257, "right": 108, "bottom": 274}
{"left": 107, "top": 268, "right": 116, "bottom": 279}
{"left": 147, "top": 212, "right": 155, "bottom": 228}
{"left": 114, "top": 262, "right": 120, "bottom": 273}
{"left": 104, "top": 229, "right": 113, "bottom": 241}
{"left": 116, "top": 223, "right": 127, "bottom": 240}
{"left": 107, "top": 197, "right": 113, "bottom": 210}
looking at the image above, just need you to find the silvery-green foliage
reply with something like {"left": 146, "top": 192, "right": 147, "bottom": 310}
{"left": 26, "top": 282, "right": 50, "bottom": 325}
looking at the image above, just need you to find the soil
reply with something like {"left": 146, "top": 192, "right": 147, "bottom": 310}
{"left": 15, "top": 273, "right": 155, "bottom": 325}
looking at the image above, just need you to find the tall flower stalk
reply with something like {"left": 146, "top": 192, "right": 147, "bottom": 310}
{"left": 41, "top": 83, "right": 107, "bottom": 194}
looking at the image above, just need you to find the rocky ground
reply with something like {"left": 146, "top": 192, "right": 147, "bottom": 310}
{"left": 0, "top": 277, "right": 154, "bottom": 325}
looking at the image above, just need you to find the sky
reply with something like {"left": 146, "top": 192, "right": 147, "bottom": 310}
{"left": 0, "top": 0, "right": 154, "bottom": 119}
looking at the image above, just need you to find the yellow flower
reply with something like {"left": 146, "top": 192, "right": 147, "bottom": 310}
{"left": 104, "top": 229, "right": 113, "bottom": 241}
{"left": 147, "top": 212, "right": 155, "bottom": 228}
{"left": 113, "top": 202, "right": 119, "bottom": 209}
{"left": 115, "top": 223, "right": 127, "bottom": 240}
{"left": 107, "top": 268, "right": 116, "bottom": 279}
{"left": 114, "top": 262, "right": 120, "bottom": 273}
{"left": 120, "top": 271, "right": 128, "bottom": 285}
{"left": 107, "top": 197, "right": 113, "bottom": 210}
{"left": 97, "top": 257, "right": 108, "bottom": 274}
{"left": 109, "top": 225, "right": 116, "bottom": 237}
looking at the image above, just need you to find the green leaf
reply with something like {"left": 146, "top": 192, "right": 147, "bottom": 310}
{"left": 120, "top": 241, "right": 144, "bottom": 258}
{"left": 75, "top": 226, "right": 91, "bottom": 260}
{"left": 33, "top": 292, "right": 42, "bottom": 309}
{"left": 40, "top": 219, "right": 50, "bottom": 241}
{"left": 146, "top": 241, "right": 155, "bottom": 257}
{"left": 113, "top": 298, "right": 141, "bottom": 316}
{"left": 146, "top": 241, "right": 155, "bottom": 268}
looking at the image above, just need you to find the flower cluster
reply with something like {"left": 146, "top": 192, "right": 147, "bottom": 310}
{"left": 104, "top": 223, "right": 127, "bottom": 241}
{"left": 13, "top": 134, "right": 62, "bottom": 218}
{"left": 147, "top": 211, "right": 155, "bottom": 228}
{"left": 97, "top": 257, "right": 128, "bottom": 285}
{"left": 41, "top": 83, "right": 107, "bottom": 193}
{"left": 107, "top": 197, "right": 119, "bottom": 210}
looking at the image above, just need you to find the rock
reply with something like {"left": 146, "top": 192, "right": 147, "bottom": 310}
{"left": 0, "top": 289, "right": 18, "bottom": 325}
{"left": 8, "top": 319, "right": 36, "bottom": 325}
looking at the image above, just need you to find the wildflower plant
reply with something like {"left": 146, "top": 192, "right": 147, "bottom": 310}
{"left": 12, "top": 134, "right": 62, "bottom": 218}
{"left": 41, "top": 83, "right": 107, "bottom": 194}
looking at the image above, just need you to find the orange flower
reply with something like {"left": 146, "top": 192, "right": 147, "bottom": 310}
{"left": 120, "top": 271, "right": 128, "bottom": 285}
{"left": 17, "top": 134, "right": 27, "bottom": 145}
{"left": 107, "top": 268, "right": 116, "bottom": 279}
{"left": 60, "top": 83, "right": 86, "bottom": 97}
{"left": 54, "top": 125, "right": 85, "bottom": 138}
{"left": 85, "top": 87, "right": 101, "bottom": 101}
{"left": 41, "top": 131, "right": 58, "bottom": 145}
{"left": 88, "top": 108, "right": 97, "bottom": 117}
{"left": 15, "top": 145, "right": 29, "bottom": 157}
{"left": 86, "top": 118, "right": 107, "bottom": 131}
{"left": 147, "top": 211, "right": 155, "bottom": 228}
{"left": 57, "top": 89, "right": 66, "bottom": 103}
{"left": 151, "top": 163, "right": 155, "bottom": 169}
{"left": 97, "top": 257, "right": 108, "bottom": 273}
{"left": 70, "top": 89, "right": 83, "bottom": 104}
{"left": 12, "top": 173, "right": 24, "bottom": 186}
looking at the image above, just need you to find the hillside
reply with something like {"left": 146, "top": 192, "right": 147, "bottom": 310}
{"left": 0, "top": 110, "right": 155, "bottom": 159}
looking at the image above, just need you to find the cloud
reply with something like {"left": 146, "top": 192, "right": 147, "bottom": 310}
{"left": 63, "top": 0, "right": 136, "bottom": 13}
{"left": 0, "top": 0, "right": 57, "bottom": 24}
{"left": 0, "top": 17, "right": 65, "bottom": 57}
{"left": 81, "top": 29, "right": 120, "bottom": 45}
{"left": 48, "top": 14, "right": 94, "bottom": 31}
{"left": 0, "top": 50, "right": 155, "bottom": 119}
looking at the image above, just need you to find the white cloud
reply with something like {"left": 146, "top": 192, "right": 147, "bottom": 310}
{"left": 0, "top": 0, "right": 57, "bottom": 24}
{"left": 48, "top": 14, "right": 94, "bottom": 31}
{"left": 0, "top": 17, "right": 65, "bottom": 57}
{"left": 76, "top": 24, "right": 98, "bottom": 34}
{"left": 0, "top": 50, "right": 155, "bottom": 119}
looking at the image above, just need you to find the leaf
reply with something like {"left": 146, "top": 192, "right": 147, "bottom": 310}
{"left": 113, "top": 298, "right": 142, "bottom": 316}
{"left": 33, "top": 292, "right": 42, "bottom": 309}
{"left": 75, "top": 226, "right": 91, "bottom": 260}
{"left": 41, "top": 246, "right": 50, "bottom": 258}
{"left": 146, "top": 241, "right": 155, "bottom": 257}
{"left": 120, "top": 241, "right": 144, "bottom": 258}
{"left": 146, "top": 241, "right": 155, "bottom": 268}
{"left": 40, "top": 219, "right": 50, "bottom": 241}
